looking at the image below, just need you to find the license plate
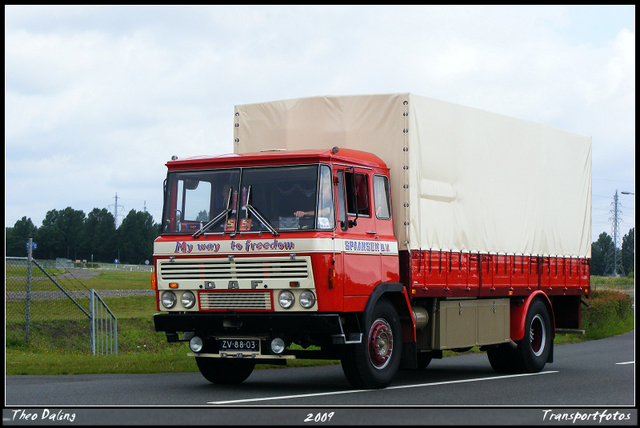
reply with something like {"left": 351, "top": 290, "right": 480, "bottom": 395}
{"left": 219, "top": 339, "right": 259, "bottom": 352}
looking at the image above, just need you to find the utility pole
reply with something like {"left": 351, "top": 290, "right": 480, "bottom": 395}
{"left": 604, "top": 189, "right": 625, "bottom": 276}
{"left": 109, "top": 193, "right": 125, "bottom": 229}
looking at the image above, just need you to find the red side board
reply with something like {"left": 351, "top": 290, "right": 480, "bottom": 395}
{"left": 404, "top": 250, "right": 589, "bottom": 299}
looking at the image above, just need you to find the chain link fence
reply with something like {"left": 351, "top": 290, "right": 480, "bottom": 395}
{"left": 6, "top": 252, "right": 117, "bottom": 355}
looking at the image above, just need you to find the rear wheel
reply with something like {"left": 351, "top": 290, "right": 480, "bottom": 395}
{"left": 341, "top": 298, "right": 402, "bottom": 389}
{"left": 515, "top": 298, "right": 552, "bottom": 373}
{"left": 487, "top": 342, "right": 519, "bottom": 373}
{"left": 195, "top": 358, "right": 255, "bottom": 384}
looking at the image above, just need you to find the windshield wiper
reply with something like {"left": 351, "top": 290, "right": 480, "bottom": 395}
{"left": 245, "top": 185, "right": 279, "bottom": 236}
{"left": 193, "top": 187, "right": 233, "bottom": 239}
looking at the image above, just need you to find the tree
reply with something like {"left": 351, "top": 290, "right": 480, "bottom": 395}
{"left": 5, "top": 217, "right": 38, "bottom": 256}
{"left": 621, "top": 228, "right": 634, "bottom": 277}
{"left": 80, "top": 208, "right": 117, "bottom": 263}
{"left": 59, "top": 207, "right": 86, "bottom": 260}
{"left": 117, "top": 210, "right": 159, "bottom": 264}
{"left": 590, "top": 232, "right": 614, "bottom": 276}
{"left": 7, "top": 205, "right": 162, "bottom": 264}
{"left": 37, "top": 210, "right": 66, "bottom": 260}
{"left": 36, "top": 207, "right": 86, "bottom": 260}
{"left": 196, "top": 210, "right": 209, "bottom": 222}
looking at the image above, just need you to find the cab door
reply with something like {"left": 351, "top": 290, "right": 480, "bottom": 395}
{"left": 336, "top": 166, "right": 382, "bottom": 298}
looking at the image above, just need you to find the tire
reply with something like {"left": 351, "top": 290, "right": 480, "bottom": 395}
{"left": 416, "top": 351, "right": 433, "bottom": 370}
{"left": 341, "top": 298, "right": 402, "bottom": 389}
{"left": 515, "top": 298, "right": 552, "bottom": 373}
{"left": 195, "top": 357, "right": 255, "bottom": 384}
{"left": 487, "top": 342, "right": 519, "bottom": 373}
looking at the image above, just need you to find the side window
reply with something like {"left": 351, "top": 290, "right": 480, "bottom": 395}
{"left": 337, "top": 170, "right": 348, "bottom": 231}
{"left": 373, "top": 175, "right": 391, "bottom": 220}
{"left": 345, "top": 171, "right": 370, "bottom": 217}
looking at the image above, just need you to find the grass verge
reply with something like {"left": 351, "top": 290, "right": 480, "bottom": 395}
{"left": 6, "top": 296, "right": 339, "bottom": 375}
{"left": 5, "top": 269, "right": 152, "bottom": 292}
{"left": 6, "top": 287, "right": 634, "bottom": 376}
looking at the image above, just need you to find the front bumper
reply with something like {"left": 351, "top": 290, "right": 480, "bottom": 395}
{"left": 153, "top": 312, "right": 361, "bottom": 345}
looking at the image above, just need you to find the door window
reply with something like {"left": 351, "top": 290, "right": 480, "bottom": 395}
{"left": 345, "top": 171, "right": 370, "bottom": 217}
{"left": 373, "top": 175, "right": 391, "bottom": 220}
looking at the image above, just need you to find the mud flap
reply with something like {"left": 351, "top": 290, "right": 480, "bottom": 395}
{"left": 400, "top": 342, "right": 418, "bottom": 369}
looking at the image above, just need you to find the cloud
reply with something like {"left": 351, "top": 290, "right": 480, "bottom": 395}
{"left": 5, "top": 5, "right": 635, "bottom": 241}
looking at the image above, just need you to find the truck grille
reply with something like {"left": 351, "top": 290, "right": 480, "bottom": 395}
{"left": 199, "top": 291, "right": 272, "bottom": 311}
{"left": 158, "top": 257, "right": 310, "bottom": 281}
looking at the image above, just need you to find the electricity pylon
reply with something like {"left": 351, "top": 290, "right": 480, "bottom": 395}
{"left": 109, "top": 193, "right": 125, "bottom": 229}
{"left": 604, "top": 189, "right": 625, "bottom": 276}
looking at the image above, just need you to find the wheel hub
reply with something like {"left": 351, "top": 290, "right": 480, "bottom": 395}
{"left": 368, "top": 318, "right": 393, "bottom": 369}
{"left": 530, "top": 314, "right": 546, "bottom": 357}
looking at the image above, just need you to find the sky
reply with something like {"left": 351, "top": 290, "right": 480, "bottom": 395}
{"left": 5, "top": 5, "right": 635, "bottom": 247}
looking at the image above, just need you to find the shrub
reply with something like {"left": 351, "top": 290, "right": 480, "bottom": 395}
{"left": 582, "top": 290, "right": 633, "bottom": 338}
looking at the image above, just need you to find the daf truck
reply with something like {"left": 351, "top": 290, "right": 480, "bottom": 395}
{"left": 152, "top": 93, "right": 591, "bottom": 389}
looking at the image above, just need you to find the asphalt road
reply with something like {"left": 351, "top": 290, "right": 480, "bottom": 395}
{"left": 4, "top": 332, "right": 636, "bottom": 426}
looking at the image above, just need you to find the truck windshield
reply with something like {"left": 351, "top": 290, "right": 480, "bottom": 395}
{"left": 162, "top": 164, "right": 334, "bottom": 234}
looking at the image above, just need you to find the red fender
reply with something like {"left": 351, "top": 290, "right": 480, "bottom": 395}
{"left": 394, "top": 288, "right": 417, "bottom": 343}
{"left": 361, "top": 283, "right": 417, "bottom": 343}
{"left": 510, "top": 291, "right": 555, "bottom": 342}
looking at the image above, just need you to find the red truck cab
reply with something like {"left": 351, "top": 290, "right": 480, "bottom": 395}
{"left": 153, "top": 147, "right": 410, "bottom": 388}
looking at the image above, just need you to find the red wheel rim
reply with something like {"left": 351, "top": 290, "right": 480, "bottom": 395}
{"left": 368, "top": 318, "right": 393, "bottom": 369}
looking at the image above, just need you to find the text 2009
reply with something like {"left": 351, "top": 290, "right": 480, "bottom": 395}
{"left": 304, "top": 412, "right": 335, "bottom": 423}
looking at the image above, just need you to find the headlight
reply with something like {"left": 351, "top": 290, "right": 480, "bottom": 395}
{"left": 299, "top": 290, "right": 316, "bottom": 309}
{"left": 278, "top": 290, "right": 295, "bottom": 309}
{"left": 189, "top": 336, "right": 203, "bottom": 353}
{"left": 270, "top": 337, "right": 285, "bottom": 354}
{"left": 181, "top": 291, "right": 196, "bottom": 309}
{"left": 161, "top": 291, "right": 177, "bottom": 309}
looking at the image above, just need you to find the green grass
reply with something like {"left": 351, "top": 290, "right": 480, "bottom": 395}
{"left": 5, "top": 270, "right": 634, "bottom": 375}
{"left": 5, "top": 269, "right": 152, "bottom": 292}
{"left": 6, "top": 293, "right": 339, "bottom": 375}
{"left": 80, "top": 271, "right": 153, "bottom": 290}
{"left": 6, "top": 296, "right": 156, "bottom": 325}
{"left": 6, "top": 314, "right": 339, "bottom": 375}
{"left": 5, "top": 266, "right": 66, "bottom": 278}
{"left": 6, "top": 347, "right": 198, "bottom": 376}
{"left": 590, "top": 275, "right": 634, "bottom": 286}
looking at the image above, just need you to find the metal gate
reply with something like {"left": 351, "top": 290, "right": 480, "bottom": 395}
{"left": 6, "top": 239, "right": 117, "bottom": 355}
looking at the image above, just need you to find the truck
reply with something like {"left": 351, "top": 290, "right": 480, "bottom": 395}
{"left": 152, "top": 93, "right": 592, "bottom": 389}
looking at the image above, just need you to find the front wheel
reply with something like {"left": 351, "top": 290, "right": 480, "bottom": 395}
{"left": 487, "top": 342, "right": 519, "bottom": 373}
{"left": 341, "top": 298, "right": 402, "bottom": 389}
{"left": 416, "top": 351, "right": 433, "bottom": 370}
{"left": 515, "top": 298, "right": 552, "bottom": 373}
{"left": 195, "top": 357, "right": 255, "bottom": 384}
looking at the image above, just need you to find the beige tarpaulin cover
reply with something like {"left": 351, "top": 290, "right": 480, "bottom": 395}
{"left": 234, "top": 93, "right": 592, "bottom": 258}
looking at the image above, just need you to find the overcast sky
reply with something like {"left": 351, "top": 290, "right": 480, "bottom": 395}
{"left": 5, "top": 5, "right": 635, "bottom": 245}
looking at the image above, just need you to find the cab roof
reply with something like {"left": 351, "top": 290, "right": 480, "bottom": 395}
{"left": 166, "top": 147, "right": 388, "bottom": 171}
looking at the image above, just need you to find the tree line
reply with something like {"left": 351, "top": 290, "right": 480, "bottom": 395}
{"left": 5, "top": 207, "right": 159, "bottom": 265}
{"left": 591, "top": 227, "right": 634, "bottom": 277}
{"left": 5, "top": 207, "right": 635, "bottom": 276}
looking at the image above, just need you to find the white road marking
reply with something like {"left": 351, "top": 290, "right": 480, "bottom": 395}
{"left": 208, "top": 370, "right": 559, "bottom": 405}
{"left": 615, "top": 361, "right": 634, "bottom": 365}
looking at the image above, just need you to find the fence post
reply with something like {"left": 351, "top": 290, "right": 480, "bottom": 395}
{"left": 26, "top": 237, "right": 33, "bottom": 343}
{"left": 90, "top": 288, "right": 95, "bottom": 355}
{"left": 114, "top": 317, "right": 118, "bottom": 355}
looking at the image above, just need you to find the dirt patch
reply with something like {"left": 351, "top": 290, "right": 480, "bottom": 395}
{"left": 54, "top": 269, "right": 101, "bottom": 280}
